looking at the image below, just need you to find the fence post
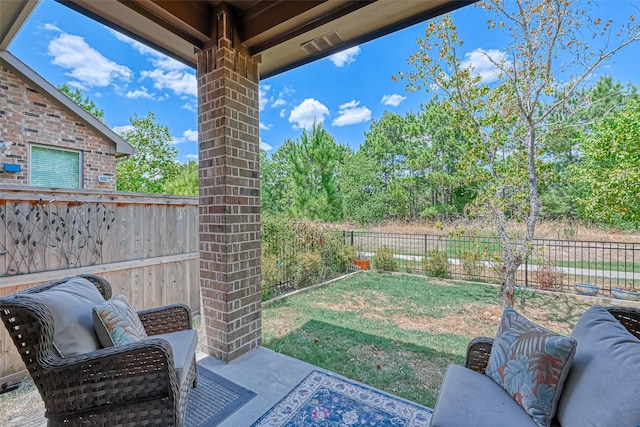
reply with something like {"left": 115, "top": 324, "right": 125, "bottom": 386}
{"left": 424, "top": 234, "right": 428, "bottom": 255}
{"left": 525, "top": 257, "right": 528, "bottom": 288}
{"left": 350, "top": 230, "right": 354, "bottom": 247}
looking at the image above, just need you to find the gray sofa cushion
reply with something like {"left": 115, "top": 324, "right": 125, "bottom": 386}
{"left": 555, "top": 305, "right": 640, "bottom": 427}
{"left": 21, "top": 277, "right": 105, "bottom": 357}
{"left": 430, "top": 364, "right": 539, "bottom": 427}
{"left": 153, "top": 329, "right": 198, "bottom": 386}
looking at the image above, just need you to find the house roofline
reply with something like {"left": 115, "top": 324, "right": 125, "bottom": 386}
{"left": 0, "top": 50, "right": 134, "bottom": 158}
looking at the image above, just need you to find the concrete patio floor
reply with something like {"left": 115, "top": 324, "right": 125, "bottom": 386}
{"left": 26, "top": 346, "right": 423, "bottom": 426}
{"left": 197, "top": 346, "right": 319, "bottom": 426}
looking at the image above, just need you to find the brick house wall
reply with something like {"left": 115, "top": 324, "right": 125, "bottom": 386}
{"left": 0, "top": 63, "right": 117, "bottom": 190}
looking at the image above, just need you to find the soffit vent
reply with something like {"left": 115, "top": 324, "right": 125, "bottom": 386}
{"left": 301, "top": 31, "right": 343, "bottom": 55}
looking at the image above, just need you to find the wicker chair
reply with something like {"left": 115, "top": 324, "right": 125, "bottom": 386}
{"left": 465, "top": 306, "right": 640, "bottom": 373}
{"left": 0, "top": 274, "right": 197, "bottom": 426}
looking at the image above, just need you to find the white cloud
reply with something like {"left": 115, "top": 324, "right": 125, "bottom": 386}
{"left": 125, "top": 86, "right": 156, "bottom": 100}
{"left": 112, "top": 125, "right": 135, "bottom": 136}
{"left": 461, "top": 49, "right": 509, "bottom": 83}
{"left": 381, "top": 94, "right": 407, "bottom": 107}
{"left": 329, "top": 46, "right": 361, "bottom": 67}
{"left": 112, "top": 31, "right": 157, "bottom": 56}
{"left": 279, "top": 109, "right": 286, "bottom": 118}
{"left": 260, "top": 140, "right": 273, "bottom": 151}
{"left": 112, "top": 30, "right": 195, "bottom": 98}
{"left": 141, "top": 69, "right": 196, "bottom": 97}
{"left": 271, "top": 98, "right": 286, "bottom": 108}
{"left": 172, "top": 129, "right": 198, "bottom": 144}
{"left": 182, "top": 102, "right": 196, "bottom": 112}
{"left": 259, "top": 85, "right": 271, "bottom": 111}
{"left": 48, "top": 33, "right": 131, "bottom": 88}
{"left": 113, "top": 31, "right": 187, "bottom": 71}
{"left": 44, "top": 23, "right": 61, "bottom": 32}
{"left": 289, "top": 98, "right": 330, "bottom": 129}
{"left": 185, "top": 154, "right": 199, "bottom": 161}
{"left": 259, "top": 122, "right": 272, "bottom": 130}
{"left": 332, "top": 100, "right": 371, "bottom": 127}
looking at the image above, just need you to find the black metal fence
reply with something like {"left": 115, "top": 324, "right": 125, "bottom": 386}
{"left": 343, "top": 231, "right": 640, "bottom": 297}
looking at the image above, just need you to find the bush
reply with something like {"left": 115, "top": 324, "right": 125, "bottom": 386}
{"left": 422, "top": 250, "right": 450, "bottom": 278}
{"left": 295, "top": 251, "right": 323, "bottom": 287}
{"left": 261, "top": 253, "right": 280, "bottom": 300}
{"left": 373, "top": 246, "right": 397, "bottom": 272}
{"left": 534, "top": 257, "right": 563, "bottom": 290}
{"left": 458, "top": 250, "right": 483, "bottom": 279}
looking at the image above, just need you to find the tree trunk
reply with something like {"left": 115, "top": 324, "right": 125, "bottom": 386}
{"left": 499, "top": 252, "right": 521, "bottom": 307}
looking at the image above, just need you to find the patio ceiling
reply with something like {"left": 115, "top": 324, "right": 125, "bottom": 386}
{"left": 1, "top": 0, "right": 474, "bottom": 79}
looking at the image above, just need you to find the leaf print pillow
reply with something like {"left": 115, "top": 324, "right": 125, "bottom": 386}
{"left": 93, "top": 294, "right": 148, "bottom": 347}
{"left": 485, "top": 307, "right": 576, "bottom": 427}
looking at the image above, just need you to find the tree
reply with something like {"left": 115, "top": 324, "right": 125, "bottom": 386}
{"left": 541, "top": 76, "right": 638, "bottom": 218}
{"left": 260, "top": 145, "right": 296, "bottom": 215}
{"left": 116, "top": 112, "right": 178, "bottom": 193}
{"left": 286, "top": 123, "right": 344, "bottom": 221}
{"left": 58, "top": 84, "right": 105, "bottom": 123}
{"left": 399, "top": 0, "right": 640, "bottom": 306}
{"left": 571, "top": 99, "right": 640, "bottom": 228}
{"left": 164, "top": 160, "right": 198, "bottom": 196}
{"left": 339, "top": 150, "right": 388, "bottom": 223}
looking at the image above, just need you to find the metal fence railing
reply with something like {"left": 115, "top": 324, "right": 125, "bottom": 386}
{"left": 343, "top": 231, "right": 640, "bottom": 298}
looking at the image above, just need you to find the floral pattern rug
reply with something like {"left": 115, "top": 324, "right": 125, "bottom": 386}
{"left": 251, "top": 370, "right": 433, "bottom": 426}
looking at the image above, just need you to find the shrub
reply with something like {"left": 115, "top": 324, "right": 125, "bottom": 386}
{"left": 458, "top": 249, "right": 484, "bottom": 279}
{"left": 534, "top": 258, "right": 563, "bottom": 290}
{"left": 261, "top": 253, "right": 280, "bottom": 300}
{"left": 373, "top": 246, "right": 397, "bottom": 272}
{"left": 295, "top": 251, "right": 323, "bottom": 287}
{"left": 422, "top": 250, "right": 450, "bottom": 278}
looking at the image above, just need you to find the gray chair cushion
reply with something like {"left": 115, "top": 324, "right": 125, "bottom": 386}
{"left": 430, "top": 364, "right": 538, "bottom": 427}
{"left": 21, "top": 277, "right": 105, "bottom": 357}
{"left": 153, "top": 329, "right": 198, "bottom": 386}
{"left": 555, "top": 305, "right": 640, "bottom": 427}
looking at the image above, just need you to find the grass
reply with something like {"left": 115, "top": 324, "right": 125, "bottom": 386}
{"left": 262, "top": 271, "right": 595, "bottom": 408}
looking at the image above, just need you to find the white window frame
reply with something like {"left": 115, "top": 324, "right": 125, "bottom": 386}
{"left": 29, "top": 144, "right": 83, "bottom": 189}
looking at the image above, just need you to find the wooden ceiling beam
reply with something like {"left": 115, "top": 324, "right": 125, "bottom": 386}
{"left": 237, "top": 0, "right": 326, "bottom": 42}
{"left": 247, "top": 0, "right": 374, "bottom": 55}
{"left": 118, "top": 0, "right": 211, "bottom": 45}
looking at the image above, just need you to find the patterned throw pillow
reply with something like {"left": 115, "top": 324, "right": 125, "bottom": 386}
{"left": 93, "top": 294, "right": 148, "bottom": 347}
{"left": 485, "top": 307, "right": 576, "bottom": 427}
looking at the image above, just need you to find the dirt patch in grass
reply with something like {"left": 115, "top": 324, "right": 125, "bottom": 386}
{"left": 390, "top": 303, "right": 502, "bottom": 339}
{"left": 318, "top": 290, "right": 391, "bottom": 313}
{"left": 262, "top": 307, "right": 303, "bottom": 339}
{"left": 426, "top": 278, "right": 454, "bottom": 287}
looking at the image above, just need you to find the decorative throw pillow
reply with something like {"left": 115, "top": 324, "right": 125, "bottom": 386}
{"left": 93, "top": 294, "right": 148, "bottom": 347}
{"left": 485, "top": 307, "right": 576, "bottom": 427}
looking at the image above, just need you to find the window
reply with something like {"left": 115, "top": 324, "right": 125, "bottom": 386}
{"left": 30, "top": 145, "right": 81, "bottom": 188}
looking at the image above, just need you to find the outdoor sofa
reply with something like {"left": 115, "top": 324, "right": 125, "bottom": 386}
{"left": 430, "top": 305, "right": 640, "bottom": 427}
{"left": 0, "top": 274, "right": 198, "bottom": 426}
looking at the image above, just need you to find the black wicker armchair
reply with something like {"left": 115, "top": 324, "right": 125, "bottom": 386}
{"left": 0, "top": 274, "right": 197, "bottom": 426}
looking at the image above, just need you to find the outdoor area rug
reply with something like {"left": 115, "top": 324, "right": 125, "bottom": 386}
{"left": 251, "top": 370, "right": 433, "bottom": 426}
{"left": 185, "top": 365, "right": 257, "bottom": 426}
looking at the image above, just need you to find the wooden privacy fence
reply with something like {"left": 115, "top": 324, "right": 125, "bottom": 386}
{"left": 0, "top": 185, "right": 200, "bottom": 380}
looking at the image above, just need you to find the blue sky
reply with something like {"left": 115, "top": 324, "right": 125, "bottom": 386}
{"left": 8, "top": 0, "right": 640, "bottom": 163}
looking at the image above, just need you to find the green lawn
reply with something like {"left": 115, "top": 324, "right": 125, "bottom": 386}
{"left": 262, "top": 272, "right": 594, "bottom": 408}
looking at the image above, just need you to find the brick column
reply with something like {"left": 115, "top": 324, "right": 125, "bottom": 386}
{"left": 197, "top": 5, "right": 261, "bottom": 362}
